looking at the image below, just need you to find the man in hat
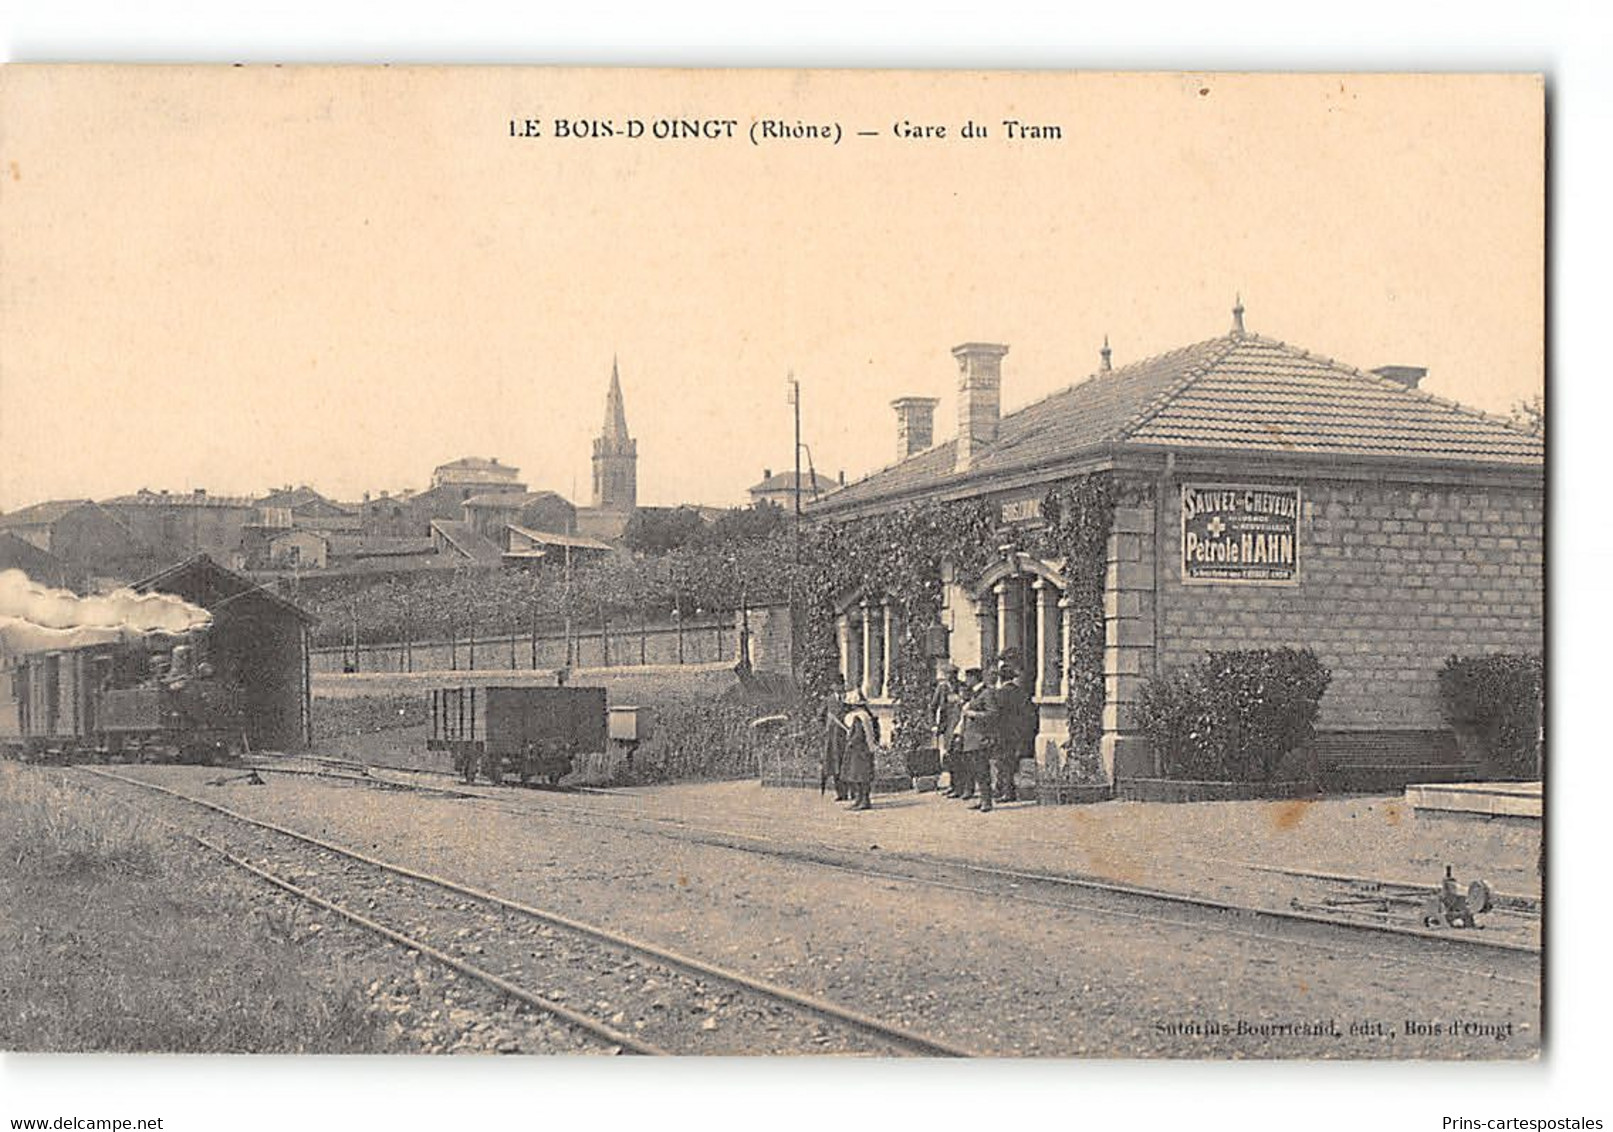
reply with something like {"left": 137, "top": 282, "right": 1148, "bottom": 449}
{"left": 930, "top": 663, "right": 965, "bottom": 797}
{"left": 821, "top": 674, "right": 849, "bottom": 800}
{"left": 993, "top": 657, "right": 1034, "bottom": 803}
{"left": 959, "top": 666, "right": 999, "bottom": 812}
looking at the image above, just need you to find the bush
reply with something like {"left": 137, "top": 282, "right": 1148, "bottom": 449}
{"left": 1437, "top": 653, "right": 1543, "bottom": 779}
{"left": 1138, "top": 648, "right": 1332, "bottom": 782}
{"left": 622, "top": 700, "right": 777, "bottom": 784}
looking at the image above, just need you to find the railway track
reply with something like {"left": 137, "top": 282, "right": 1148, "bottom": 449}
{"left": 425, "top": 783, "right": 1540, "bottom": 981}
{"left": 77, "top": 767, "right": 979, "bottom": 1058}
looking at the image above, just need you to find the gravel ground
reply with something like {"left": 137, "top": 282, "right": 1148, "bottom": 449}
{"left": 84, "top": 769, "right": 952, "bottom": 1056}
{"left": 98, "top": 765, "right": 1540, "bottom": 1059}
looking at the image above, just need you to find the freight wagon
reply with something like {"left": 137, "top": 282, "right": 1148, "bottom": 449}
{"left": 428, "top": 685, "right": 607, "bottom": 786}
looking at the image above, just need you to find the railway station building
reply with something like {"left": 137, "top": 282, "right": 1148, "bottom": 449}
{"left": 808, "top": 307, "right": 1543, "bottom": 784}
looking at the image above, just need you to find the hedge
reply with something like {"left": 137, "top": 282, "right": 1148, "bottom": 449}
{"left": 1138, "top": 648, "right": 1332, "bottom": 782}
{"left": 1436, "top": 653, "right": 1543, "bottom": 779}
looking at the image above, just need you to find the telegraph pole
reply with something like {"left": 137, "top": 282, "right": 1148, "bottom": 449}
{"left": 788, "top": 370, "right": 801, "bottom": 563}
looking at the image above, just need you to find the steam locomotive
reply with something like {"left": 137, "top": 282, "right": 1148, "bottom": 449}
{"left": 0, "top": 629, "right": 247, "bottom": 764}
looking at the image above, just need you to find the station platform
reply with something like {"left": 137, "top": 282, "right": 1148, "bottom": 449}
{"left": 474, "top": 777, "right": 1544, "bottom": 935}
{"left": 1405, "top": 780, "right": 1542, "bottom": 823}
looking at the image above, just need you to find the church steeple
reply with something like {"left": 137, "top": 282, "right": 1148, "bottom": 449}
{"left": 602, "top": 356, "right": 631, "bottom": 445}
{"left": 592, "top": 357, "right": 638, "bottom": 511}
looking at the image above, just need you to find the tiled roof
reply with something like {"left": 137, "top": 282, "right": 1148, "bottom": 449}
{"left": 256, "top": 487, "right": 355, "bottom": 514}
{"left": 135, "top": 553, "right": 316, "bottom": 623}
{"left": 106, "top": 490, "right": 258, "bottom": 509}
{"left": 463, "top": 490, "right": 571, "bottom": 510}
{"left": 0, "top": 499, "right": 95, "bottom": 527}
{"left": 819, "top": 332, "right": 1541, "bottom": 511}
{"left": 1128, "top": 336, "right": 1542, "bottom": 461}
{"left": 750, "top": 470, "right": 841, "bottom": 494}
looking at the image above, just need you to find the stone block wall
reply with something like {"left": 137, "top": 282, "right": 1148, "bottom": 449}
{"left": 1155, "top": 477, "right": 1543, "bottom": 734}
{"left": 1100, "top": 488, "right": 1160, "bottom": 779}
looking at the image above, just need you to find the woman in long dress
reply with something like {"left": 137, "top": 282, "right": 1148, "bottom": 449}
{"left": 841, "top": 688, "right": 877, "bottom": 812}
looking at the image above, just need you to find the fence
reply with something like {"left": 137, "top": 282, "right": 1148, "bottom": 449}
{"left": 310, "top": 615, "right": 738, "bottom": 674}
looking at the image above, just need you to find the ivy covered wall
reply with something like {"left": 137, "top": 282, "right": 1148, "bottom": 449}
{"left": 799, "top": 472, "right": 1116, "bottom": 783}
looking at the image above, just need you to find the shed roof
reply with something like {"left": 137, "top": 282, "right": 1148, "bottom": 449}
{"left": 506, "top": 524, "right": 614, "bottom": 552}
{"left": 818, "top": 330, "right": 1542, "bottom": 512}
{"left": 135, "top": 554, "right": 316, "bottom": 623}
{"left": 430, "top": 520, "right": 504, "bottom": 564}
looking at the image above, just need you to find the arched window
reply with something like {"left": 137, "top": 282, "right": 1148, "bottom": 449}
{"left": 833, "top": 590, "right": 901, "bottom": 703}
{"left": 973, "top": 555, "right": 1070, "bottom": 700}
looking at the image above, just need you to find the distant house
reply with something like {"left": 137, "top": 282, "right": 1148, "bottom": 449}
{"left": 103, "top": 489, "right": 257, "bottom": 569}
{"left": 410, "top": 459, "right": 529, "bottom": 531}
{"left": 0, "top": 499, "right": 150, "bottom": 584}
{"left": 463, "top": 491, "right": 577, "bottom": 543}
{"left": 359, "top": 490, "right": 422, "bottom": 538}
{"left": 255, "top": 486, "right": 360, "bottom": 532}
{"left": 239, "top": 507, "right": 295, "bottom": 570}
{"left": 267, "top": 529, "right": 329, "bottom": 570}
{"left": 432, "top": 456, "right": 526, "bottom": 492}
{"left": 748, "top": 468, "right": 843, "bottom": 511}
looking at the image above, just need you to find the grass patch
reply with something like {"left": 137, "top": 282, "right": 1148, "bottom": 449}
{"left": 313, "top": 693, "right": 429, "bottom": 741}
{"left": 0, "top": 764, "right": 400, "bottom": 1053}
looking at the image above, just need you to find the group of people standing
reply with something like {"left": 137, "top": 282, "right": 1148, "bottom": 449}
{"left": 930, "top": 657, "right": 1036, "bottom": 812}
{"left": 818, "top": 654, "right": 1037, "bottom": 815}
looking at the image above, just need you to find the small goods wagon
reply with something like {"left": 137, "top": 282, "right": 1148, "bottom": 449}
{"left": 428, "top": 685, "right": 607, "bottom": 786}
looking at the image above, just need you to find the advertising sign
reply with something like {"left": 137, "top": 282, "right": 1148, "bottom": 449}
{"left": 1181, "top": 483, "right": 1300, "bottom": 584}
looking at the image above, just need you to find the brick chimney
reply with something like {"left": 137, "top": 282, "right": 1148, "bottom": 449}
{"left": 1373, "top": 365, "right": 1427, "bottom": 389}
{"left": 891, "top": 396, "right": 941, "bottom": 461}
{"left": 953, "top": 342, "right": 1009, "bottom": 471}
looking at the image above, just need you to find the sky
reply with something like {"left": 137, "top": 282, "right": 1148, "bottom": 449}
{"left": 0, "top": 69, "right": 1543, "bottom": 513}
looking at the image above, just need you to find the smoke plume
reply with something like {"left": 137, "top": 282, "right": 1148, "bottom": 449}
{"left": 0, "top": 569, "right": 211, "bottom": 655}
